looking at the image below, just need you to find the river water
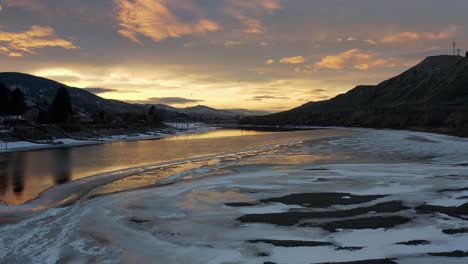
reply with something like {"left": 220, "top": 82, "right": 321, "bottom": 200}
{"left": 0, "top": 128, "right": 344, "bottom": 205}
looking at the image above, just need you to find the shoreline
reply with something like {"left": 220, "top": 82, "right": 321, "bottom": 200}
{"left": 0, "top": 126, "right": 215, "bottom": 154}
{"left": 2, "top": 124, "right": 467, "bottom": 154}
{"left": 227, "top": 124, "right": 468, "bottom": 139}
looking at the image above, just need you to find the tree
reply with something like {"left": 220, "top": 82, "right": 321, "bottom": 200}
{"left": 11, "top": 88, "right": 26, "bottom": 119}
{"left": 148, "top": 105, "right": 156, "bottom": 116}
{"left": 49, "top": 86, "right": 73, "bottom": 123}
{"left": 0, "top": 83, "right": 11, "bottom": 115}
{"left": 147, "top": 105, "right": 163, "bottom": 126}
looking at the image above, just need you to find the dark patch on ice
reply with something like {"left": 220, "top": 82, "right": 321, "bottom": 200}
{"left": 225, "top": 202, "right": 258, "bottom": 207}
{"left": 305, "top": 168, "right": 330, "bottom": 171}
{"left": 335, "top": 246, "right": 364, "bottom": 251}
{"left": 247, "top": 239, "right": 334, "bottom": 247}
{"left": 442, "top": 228, "right": 468, "bottom": 235}
{"left": 129, "top": 217, "right": 151, "bottom": 224}
{"left": 317, "top": 257, "right": 398, "bottom": 264}
{"left": 260, "top": 192, "right": 386, "bottom": 208}
{"left": 456, "top": 163, "right": 468, "bottom": 167}
{"left": 314, "top": 178, "right": 334, "bottom": 182}
{"left": 395, "top": 240, "right": 430, "bottom": 246}
{"left": 428, "top": 250, "right": 468, "bottom": 257}
{"left": 406, "top": 136, "right": 438, "bottom": 143}
{"left": 438, "top": 187, "right": 468, "bottom": 193}
{"left": 320, "top": 216, "right": 412, "bottom": 232}
{"left": 263, "top": 262, "right": 277, "bottom": 264}
{"left": 238, "top": 201, "right": 408, "bottom": 226}
{"left": 257, "top": 252, "right": 270, "bottom": 257}
{"left": 315, "top": 259, "right": 397, "bottom": 264}
{"left": 416, "top": 202, "right": 468, "bottom": 218}
{"left": 457, "top": 196, "right": 468, "bottom": 200}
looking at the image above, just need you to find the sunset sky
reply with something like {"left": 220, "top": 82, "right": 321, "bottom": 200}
{"left": 0, "top": 0, "right": 467, "bottom": 111}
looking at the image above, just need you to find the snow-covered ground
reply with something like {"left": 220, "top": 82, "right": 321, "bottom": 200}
{"left": 1, "top": 128, "right": 468, "bottom": 263}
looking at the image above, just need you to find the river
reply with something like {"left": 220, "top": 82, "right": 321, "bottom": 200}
{"left": 0, "top": 128, "right": 340, "bottom": 205}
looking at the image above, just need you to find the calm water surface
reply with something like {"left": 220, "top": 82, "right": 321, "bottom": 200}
{"left": 0, "top": 129, "right": 335, "bottom": 205}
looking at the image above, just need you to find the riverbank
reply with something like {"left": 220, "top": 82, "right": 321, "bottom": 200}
{"left": 0, "top": 125, "right": 214, "bottom": 153}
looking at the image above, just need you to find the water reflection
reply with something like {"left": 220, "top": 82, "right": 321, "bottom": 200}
{"left": 0, "top": 157, "right": 8, "bottom": 195}
{"left": 54, "top": 149, "right": 71, "bottom": 185}
{"left": 168, "top": 129, "right": 268, "bottom": 140}
{"left": 0, "top": 129, "right": 336, "bottom": 205}
{"left": 12, "top": 153, "right": 25, "bottom": 195}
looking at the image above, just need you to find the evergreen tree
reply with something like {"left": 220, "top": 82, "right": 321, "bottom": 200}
{"left": 50, "top": 86, "right": 73, "bottom": 123}
{"left": 0, "top": 83, "right": 11, "bottom": 115}
{"left": 11, "top": 88, "right": 26, "bottom": 119}
{"left": 147, "top": 105, "right": 163, "bottom": 125}
{"left": 148, "top": 105, "right": 156, "bottom": 116}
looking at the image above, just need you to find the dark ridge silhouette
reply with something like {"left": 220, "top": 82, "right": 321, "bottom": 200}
{"left": 0, "top": 72, "right": 144, "bottom": 114}
{"left": 242, "top": 55, "right": 468, "bottom": 135}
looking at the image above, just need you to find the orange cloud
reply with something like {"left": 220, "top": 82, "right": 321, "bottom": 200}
{"left": 280, "top": 56, "right": 307, "bottom": 64}
{"left": 377, "top": 26, "right": 457, "bottom": 44}
{"left": 315, "top": 49, "right": 411, "bottom": 71}
{"left": 115, "top": 0, "right": 221, "bottom": 43}
{"left": 0, "top": 25, "right": 78, "bottom": 57}
{"left": 224, "top": 41, "right": 241, "bottom": 47}
{"left": 265, "top": 59, "right": 275, "bottom": 64}
{"left": 0, "top": 4, "right": 3, "bottom": 12}
{"left": 224, "top": 0, "right": 280, "bottom": 34}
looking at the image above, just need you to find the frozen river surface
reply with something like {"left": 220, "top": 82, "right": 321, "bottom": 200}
{"left": 1, "top": 128, "right": 468, "bottom": 263}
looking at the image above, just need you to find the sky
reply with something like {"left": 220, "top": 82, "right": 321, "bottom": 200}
{"left": 0, "top": 0, "right": 467, "bottom": 112}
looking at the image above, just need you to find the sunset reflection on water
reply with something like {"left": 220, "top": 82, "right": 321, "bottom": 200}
{"left": 0, "top": 129, "right": 346, "bottom": 205}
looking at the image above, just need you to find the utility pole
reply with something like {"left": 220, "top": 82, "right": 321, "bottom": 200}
{"left": 453, "top": 42, "right": 456, "bottom": 56}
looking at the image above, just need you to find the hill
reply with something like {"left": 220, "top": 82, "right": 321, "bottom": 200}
{"left": 242, "top": 55, "right": 468, "bottom": 132}
{"left": 0, "top": 72, "right": 145, "bottom": 114}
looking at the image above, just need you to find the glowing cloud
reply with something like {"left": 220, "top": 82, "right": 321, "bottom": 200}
{"left": 315, "top": 49, "right": 409, "bottom": 71}
{"left": 224, "top": 41, "right": 241, "bottom": 47}
{"left": 129, "top": 97, "right": 204, "bottom": 105}
{"left": 280, "top": 56, "right": 307, "bottom": 64}
{"left": 265, "top": 59, "right": 275, "bottom": 64}
{"left": 0, "top": 25, "right": 78, "bottom": 57}
{"left": 377, "top": 26, "right": 457, "bottom": 44}
{"left": 115, "top": 0, "right": 221, "bottom": 43}
{"left": 250, "top": 95, "right": 289, "bottom": 101}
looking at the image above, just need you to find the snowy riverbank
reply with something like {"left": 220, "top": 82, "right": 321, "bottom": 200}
{"left": 0, "top": 125, "right": 214, "bottom": 153}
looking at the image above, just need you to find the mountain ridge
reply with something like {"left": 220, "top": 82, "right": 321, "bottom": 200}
{"left": 242, "top": 55, "right": 468, "bottom": 131}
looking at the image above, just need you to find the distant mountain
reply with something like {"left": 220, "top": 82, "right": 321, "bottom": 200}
{"left": 225, "top": 109, "right": 271, "bottom": 117}
{"left": 152, "top": 104, "right": 269, "bottom": 118}
{"left": 181, "top": 105, "right": 237, "bottom": 117}
{"left": 0, "top": 72, "right": 144, "bottom": 114}
{"left": 243, "top": 55, "right": 468, "bottom": 130}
